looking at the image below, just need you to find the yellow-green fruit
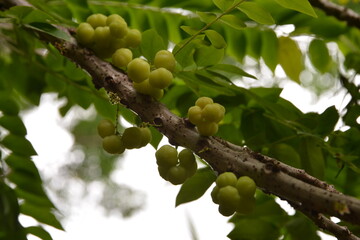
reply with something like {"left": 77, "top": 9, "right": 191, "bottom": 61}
{"left": 110, "top": 37, "right": 126, "bottom": 52}
{"left": 109, "top": 21, "right": 128, "bottom": 39}
{"left": 127, "top": 58, "right": 150, "bottom": 83}
{"left": 106, "top": 14, "right": 125, "bottom": 25}
{"left": 197, "top": 121, "right": 218, "bottom": 136}
{"left": 178, "top": 149, "right": 195, "bottom": 168}
{"left": 188, "top": 106, "right": 203, "bottom": 125}
{"left": 112, "top": 48, "right": 133, "bottom": 68}
{"left": 211, "top": 185, "right": 220, "bottom": 204}
{"left": 139, "top": 127, "right": 152, "bottom": 147}
{"left": 167, "top": 166, "right": 188, "bottom": 185}
{"left": 122, "top": 127, "right": 143, "bottom": 149}
{"left": 87, "top": 13, "right": 107, "bottom": 28}
{"left": 97, "top": 119, "right": 115, "bottom": 138}
{"left": 102, "top": 135, "right": 125, "bottom": 154}
{"left": 218, "top": 204, "right": 236, "bottom": 217}
{"left": 218, "top": 185, "right": 241, "bottom": 210}
{"left": 236, "top": 176, "right": 256, "bottom": 197}
{"left": 158, "top": 166, "right": 169, "bottom": 180}
{"left": 124, "top": 29, "right": 142, "bottom": 48}
{"left": 236, "top": 196, "right": 255, "bottom": 215}
{"left": 195, "top": 97, "right": 213, "bottom": 109}
{"left": 93, "top": 26, "right": 111, "bottom": 47}
{"left": 148, "top": 68, "right": 173, "bottom": 89}
{"left": 154, "top": 50, "right": 176, "bottom": 72}
{"left": 201, "top": 103, "right": 225, "bottom": 123}
{"left": 155, "top": 145, "right": 178, "bottom": 168}
{"left": 76, "top": 22, "right": 95, "bottom": 46}
{"left": 216, "top": 172, "right": 237, "bottom": 187}
{"left": 133, "top": 79, "right": 164, "bottom": 100}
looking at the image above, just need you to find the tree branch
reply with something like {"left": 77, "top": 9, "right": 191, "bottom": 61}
{"left": 309, "top": 0, "right": 360, "bottom": 29}
{"left": 53, "top": 34, "right": 360, "bottom": 226}
{"left": 290, "top": 201, "right": 360, "bottom": 240}
{"left": 2, "top": 1, "right": 360, "bottom": 239}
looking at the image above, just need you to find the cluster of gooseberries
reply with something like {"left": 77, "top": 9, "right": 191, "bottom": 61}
{"left": 76, "top": 14, "right": 176, "bottom": 101}
{"left": 131, "top": 50, "right": 176, "bottom": 100}
{"left": 211, "top": 172, "right": 256, "bottom": 216}
{"left": 97, "top": 119, "right": 151, "bottom": 154}
{"left": 76, "top": 13, "right": 141, "bottom": 59}
{"left": 188, "top": 97, "right": 225, "bottom": 136}
{"left": 155, "top": 145, "right": 197, "bottom": 185}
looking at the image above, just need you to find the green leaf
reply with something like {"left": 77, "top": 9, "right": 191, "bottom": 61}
{"left": 207, "top": 64, "right": 257, "bottom": 79}
{"left": 278, "top": 36, "right": 303, "bottom": 83}
{"left": 0, "top": 93, "right": 20, "bottom": 116}
{"left": 316, "top": 106, "right": 339, "bottom": 137}
{"left": 149, "top": 127, "right": 163, "bottom": 149}
{"left": 67, "top": 85, "right": 93, "bottom": 110}
{"left": 343, "top": 104, "right": 360, "bottom": 128}
{"left": 194, "top": 46, "right": 224, "bottom": 67}
{"left": 196, "top": 11, "right": 217, "bottom": 24}
{"left": 300, "top": 137, "right": 325, "bottom": 179}
{"left": 175, "top": 167, "right": 216, "bottom": 206}
{"left": 0, "top": 115, "right": 27, "bottom": 136}
{"left": 140, "top": 29, "right": 166, "bottom": 62}
{"left": 7, "top": 170, "right": 45, "bottom": 197}
{"left": 308, "top": 39, "right": 331, "bottom": 73}
{"left": 180, "top": 26, "right": 199, "bottom": 36}
{"left": 213, "top": 0, "right": 234, "bottom": 11}
{"left": 237, "top": 2, "right": 275, "bottom": 25}
{"left": 274, "top": 0, "right": 317, "bottom": 18}
{"left": 5, "top": 155, "right": 42, "bottom": 181}
{"left": 219, "top": 14, "right": 246, "bottom": 30}
{"left": 15, "top": 188, "right": 55, "bottom": 209}
{"left": 1, "top": 6, "right": 56, "bottom": 24}
{"left": 244, "top": 28, "right": 262, "bottom": 60}
{"left": 261, "top": 29, "right": 278, "bottom": 72}
{"left": 93, "top": 94, "right": 117, "bottom": 119}
{"left": 173, "top": 39, "right": 197, "bottom": 68}
{"left": 285, "top": 213, "right": 321, "bottom": 240}
{"left": 20, "top": 202, "right": 63, "bottom": 230}
{"left": 26, "top": 226, "right": 53, "bottom": 240}
{"left": 0, "top": 182, "right": 27, "bottom": 240}
{"left": 204, "top": 30, "right": 227, "bottom": 49}
{"left": 228, "top": 219, "right": 280, "bottom": 240}
{"left": 25, "top": 22, "right": 71, "bottom": 41}
{"left": 268, "top": 143, "right": 301, "bottom": 168}
{"left": 2, "top": 135, "right": 37, "bottom": 157}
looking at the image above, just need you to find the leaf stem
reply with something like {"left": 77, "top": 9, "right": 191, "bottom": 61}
{"left": 173, "top": 0, "right": 246, "bottom": 56}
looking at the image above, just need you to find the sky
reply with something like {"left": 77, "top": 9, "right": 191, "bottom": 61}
{"left": 19, "top": 80, "right": 343, "bottom": 240}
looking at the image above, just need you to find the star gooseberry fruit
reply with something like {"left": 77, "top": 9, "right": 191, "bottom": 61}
{"left": 97, "top": 119, "right": 115, "bottom": 138}
{"left": 154, "top": 50, "right": 176, "bottom": 72}
{"left": 127, "top": 58, "right": 150, "bottom": 83}
{"left": 76, "top": 22, "right": 95, "bottom": 46}
{"left": 148, "top": 67, "right": 173, "bottom": 89}
{"left": 102, "top": 135, "right": 125, "bottom": 154}
{"left": 121, "top": 127, "right": 144, "bottom": 149}
{"left": 112, "top": 48, "right": 133, "bottom": 68}
{"left": 155, "top": 145, "right": 178, "bottom": 168}
{"left": 86, "top": 13, "right": 107, "bottom": 28}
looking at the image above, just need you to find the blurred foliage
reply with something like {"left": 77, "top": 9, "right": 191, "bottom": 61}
{"left": 0, "top": 0, "right": 359, "bottom": 239}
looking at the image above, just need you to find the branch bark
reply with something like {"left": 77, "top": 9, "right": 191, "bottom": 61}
{"left": 54, "top": 36, "right": 360, "bottom": 237}
{"left": 309, "top": 0, "right": 360, "bottom": 29}
{"left": 2, "top": 1, "right": 360, "bottom": 239}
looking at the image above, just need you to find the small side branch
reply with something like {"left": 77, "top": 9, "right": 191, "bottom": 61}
{"left": 290, "top": 201, "right": 360, "bottom": 240}
{"left": 309, "top": 0, "right": 360, "bottom": 29}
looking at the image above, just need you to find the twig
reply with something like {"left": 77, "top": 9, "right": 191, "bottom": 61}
{"left": 309, "top": 0, "right": 360, "bottom": 29}
{"left": 290, "top": 201, "right": 360, "bottom": 240}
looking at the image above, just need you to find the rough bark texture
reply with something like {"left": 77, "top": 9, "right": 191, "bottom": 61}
{"left": 2, "top": 0, "right": 360, "bottom": 239}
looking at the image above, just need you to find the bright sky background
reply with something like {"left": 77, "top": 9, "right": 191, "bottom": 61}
{"left": 20, "top": 75, "right": 346, "bottom": 240}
